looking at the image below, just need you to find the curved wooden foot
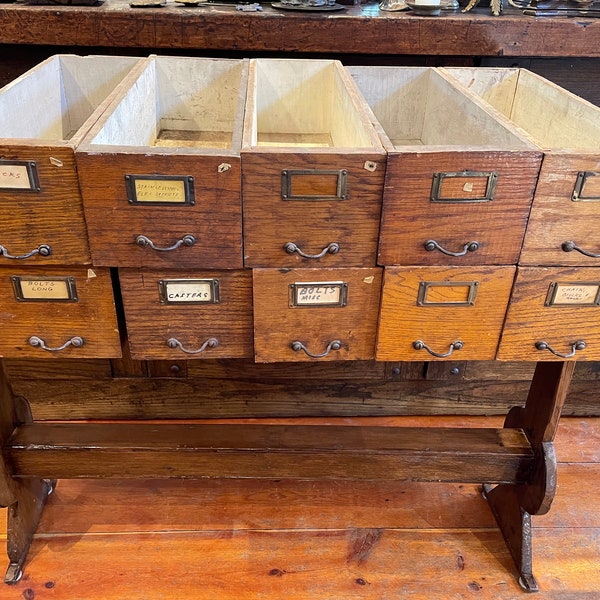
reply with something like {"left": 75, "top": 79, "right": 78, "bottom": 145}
{"left": 482, "top": 483, "right": 538, "bottom": 592}
{"left": 4, "top": 478, "right": 56, "bottom": 585}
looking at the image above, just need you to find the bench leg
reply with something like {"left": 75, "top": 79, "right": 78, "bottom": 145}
{"left": 4, "top": 478, "right": 56, "bottom": 585}
{"left": 483, "top": 361, "right": 575, "bottom": 593}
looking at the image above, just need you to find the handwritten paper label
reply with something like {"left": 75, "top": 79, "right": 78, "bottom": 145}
{"left": 12, "top": 277, "right": 77, "bottom": 302}
{"left": 126, "top": 175, "right": 194, "bottom": 205}
{"left": 0, "top": 161, "right": 38, "bottom": 191}
{"left": 159, "top": 279, "right": 219, "bottom": 304}
{"left": 547, "top": 283, "right": 600, "bottom": 306}
{"left": 290, "top": 282, "right": 347, "bottom": 308}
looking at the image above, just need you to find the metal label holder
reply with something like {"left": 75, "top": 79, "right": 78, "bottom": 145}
{"left": 125, "top": 174, "right": 195, "bottom": 206}
{"left": 0, "top": 160, "right": 41, "bottom": 192}
{"left": 545, "top": 282, "right": 600, "bottom": 307}
{"left": 158, "top": 279, "right": 220, "bottom": 305}
{"left": 289, "top": 281, "right": 348, "bottom": 308}
{"left": 572, "top": 171, "right": 600, "bottom": 202}
{"left": 281, "top": 169, "right": 348, "bottom": 201}
{"left": 12, "top": 276, "right": 78, "bottom": 302}
{"left": 417, "top": 281, "right": 479, "bottom": 307}
{"left": 431, "top": 171, "right": 498, "bottom": 203}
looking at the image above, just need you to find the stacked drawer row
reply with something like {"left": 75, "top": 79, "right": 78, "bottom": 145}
{"left": 1, "top": 55, "right": 599, "bottom": 362}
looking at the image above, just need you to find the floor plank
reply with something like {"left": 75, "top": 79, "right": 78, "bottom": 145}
{"left": 0, "top": 416, "right": 598, "bottom": 598}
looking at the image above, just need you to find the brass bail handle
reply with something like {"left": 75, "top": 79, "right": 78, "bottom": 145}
{"left": 562, "top": 241, "right": 600, "bottom": 259}
{"left": 0, "top": 243, "right": 52, "bottom": 260}
{"left": 413, "top": 340, "right": 463, "bottom": 358}
{"left": 167, "top": 337, "right": 219, "bottom": 354}
{"left": 28, "top": 336, "right": 84, "bottom": 352}
{"left": 135, "top": 234, "right": 196, "bottom": 252}
{"left": 284, "top": 242, "right": 340, "bottom": 260}
{"left": 535, "top": 340, "right": 586, "bottom": 359}
{"left": 424, "top": 240, "right": 479, "bottom": 257}
{"left": 291, "top": 339, "right": 342, "bottom": 358}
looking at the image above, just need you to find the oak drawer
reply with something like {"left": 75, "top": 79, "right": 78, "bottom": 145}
{"left": 0, "top": 55, "right": 139, "bottom": 265}
{"left": 348, "top": 66, "right": 541, "bottom": 267}
{"left": 0, "top": 266, "right": 121, "bottom": 358}
{"left": 242, "top": 59, "right": 386, "bottom": 268}
{"left": 76, "top": 56, "right": 247, "bottom": 269}
{"left": 443, "top": 67, "right": 600, "bottom": 267}
{"left": 252, "top": 267, "right": 382, "bottom": 362}
{"left": 118, "top": 269, "right": 254, "bottom": 360}
{"left": 376, "top": 266, "right": 515, "bottom": 361}
{"left": 498, "top": 267, "right": 600, "bottom": 361}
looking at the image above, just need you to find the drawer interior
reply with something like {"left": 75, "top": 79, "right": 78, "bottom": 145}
{"left": 0, "top": 54, "right": 138, "bottom": 142}
{"left": 347, "top": 66, "right": 532, "bottom": 150}
{"left": 87, "top": 56, "right": 246, "bottom": 151}
{"left": 442, "top": 67, "right": 600, "bottom": 151}
{"left": 245, "top": 59, "right": 381, "bottom": 149}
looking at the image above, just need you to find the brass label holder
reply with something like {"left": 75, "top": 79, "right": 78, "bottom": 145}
{"left": 125, "top": 174, "right": 195, "bottom": 206}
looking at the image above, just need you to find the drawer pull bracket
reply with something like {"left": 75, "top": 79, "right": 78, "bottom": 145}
{"left": 291, "top": 339, "right": 342, "bottom": 358}
{"left": 0, "top": 244, "right": 52, "bottom": 260}
{"left": 284, "top": 242, "right": 340, "bottom": 260}
{"left": 561, "top": 241, "right": 600, "bottom": 259}
{"left": 535, "top": 340, "right": 586, "bottom": 359}
{"left": 424, "top": 240, "right": 479, "bottom": 257}
{"left": 135, "top": 234, "right": 196, "bottom": 252}
{"left": 413, "top": 340, "right": 463, "bottom": 358}
{"left": 28, "top": 336, "right": 84, "bottom": 352}
{"left": 167, "top": 337, "right": 219, "bottom": 354}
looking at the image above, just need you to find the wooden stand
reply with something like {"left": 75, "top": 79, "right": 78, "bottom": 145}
{"left": 0, "top": 359, "right": 575, "bottom": 591}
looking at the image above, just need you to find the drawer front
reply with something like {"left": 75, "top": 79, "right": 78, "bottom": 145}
{"left": 498, "top": 266, "right": 600, "bottom": 361}
{"left": 520, "top": 154, "right": 600, "bottom": 266}
{"left": 0, "top": 266, "right": 121, "bottom": 358}
{"left": 253, "top": 267, "right": 382, "bottom": 362}
{"left": 376, "top": 266, "right": 516, "bottom": 361}
{"left": 0, "top": 146, "right": 90, "bottom": 264}
{"left": 119, "top": 269, "right": 253, "bottom": 360}
{"left": 242, "top": 153, "right": 385, "bottom": 268}
{"left": 76, "top": 153, "right": 243, "bottom": 269}
{"left": 378, "top": 151, "right": 541, "bottom": 266}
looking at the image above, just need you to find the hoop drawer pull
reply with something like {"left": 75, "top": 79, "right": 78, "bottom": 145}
{"left": 291, "top": 339, "right": 342, "bottom": 358}
{"left": 0, "top": 244, "right": 52, "bottom": 260}
{"left": 166, "top": 337, "right": 219, "bottom": 354}
{"left": 413, "top": 340, "right": 463, "bottom": 358}
{"left": 535, "top": 340, "right": 586, "bottom": 359}
{"left": 135, "top": 234, "right": 196, "bottom": 252}
{"left": 423, "top": 240, "right": 479, "bottom": 257}
{"left": 284, "top": 242, "right": 340, "bottom": 259}
{"left": 28, "top": 336, "right": 84, "bottom": 352}
{"left": 561, "top": 241, "right": 600, "bottom": 258}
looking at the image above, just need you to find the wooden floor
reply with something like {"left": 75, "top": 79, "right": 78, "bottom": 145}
{"left": 0, "top": 416, "right": 599, "bottom": 599}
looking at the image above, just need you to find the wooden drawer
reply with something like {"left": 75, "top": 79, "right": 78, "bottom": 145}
{"left": 498, "top": 267, "right": 600, "bottom": 361}
{"left": 376, "top": 266, "right": 515, "bottom": 361}
{"left": 76, "top": 56, "right": 247, "bottom": 269}
{"left": 442, "top": 67, "right": 600, "bottom": 267}
{"left": 0, "top": 266, "right": 121, "bottom": 358}
{"left": 242, "top": 59, "right": 386, "bottom": 268}
{"left": 118, "top": 269, "right": 253, "bottom": 360}
{"left": 347, "top": 66, "right": 542, "bottom": 267}
{"left": 252, "top": 267, "right": 382, "bottom": 362}
{"left": 0, "top": 55, "right": 139, "bottom": 265}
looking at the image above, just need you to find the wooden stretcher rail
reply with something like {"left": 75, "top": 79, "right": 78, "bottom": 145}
{"left": 7, "top": 423, "right": 534, "bottom": 483}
